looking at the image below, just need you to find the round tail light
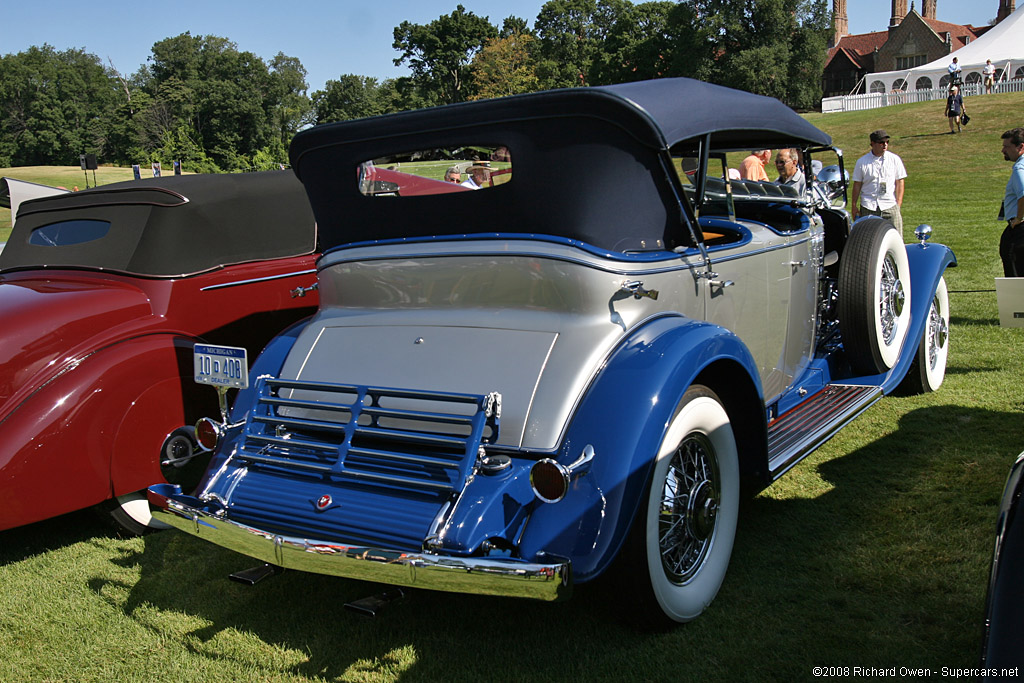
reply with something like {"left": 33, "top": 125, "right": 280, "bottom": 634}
{"left": 530, "top": 459, "right": 570, "bottom": 503}
{"left": 195, "top": 417, "right": 223, "bottom": 451}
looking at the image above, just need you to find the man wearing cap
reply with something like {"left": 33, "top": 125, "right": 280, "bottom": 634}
{"left": 850, "top": 129, "right": 907, "bottom": 234}
{"left": 999, "top": 128, "right": 1024, "bottom": 276}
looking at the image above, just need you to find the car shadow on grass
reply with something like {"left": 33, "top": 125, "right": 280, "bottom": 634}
{"left": 0, "top": 509, "right": 115, "bottom": 566}
{"left": 84, "top": 405, "right": 1015, "bottom": 681}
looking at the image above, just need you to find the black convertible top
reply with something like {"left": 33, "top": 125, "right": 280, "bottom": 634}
{"left": 0, "top": 171, "right": 316, "bottom": 277}
{"left": 290, "top": 78, "right": 830, "bottom": 254}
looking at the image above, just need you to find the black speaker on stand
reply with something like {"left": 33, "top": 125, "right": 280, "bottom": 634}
{"left": 79, "top": 153, "right": 98, "bottom": 188}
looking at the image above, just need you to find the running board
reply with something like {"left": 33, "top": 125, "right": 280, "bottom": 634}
{"left": 767, "top": 384, "right": 882, "bottom": 480}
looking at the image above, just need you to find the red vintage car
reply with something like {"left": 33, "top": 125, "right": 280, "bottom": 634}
{"left": 0, "top": 171, "right": 318, "bottom": 533}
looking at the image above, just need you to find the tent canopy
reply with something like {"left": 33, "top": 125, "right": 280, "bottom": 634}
{"left": 867, "top": 7, "right": 1022, "bottom": 90}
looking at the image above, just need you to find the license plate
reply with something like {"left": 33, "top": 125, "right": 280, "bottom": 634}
{"left": 194, "top": 344, "right": 249, "bottom": 389}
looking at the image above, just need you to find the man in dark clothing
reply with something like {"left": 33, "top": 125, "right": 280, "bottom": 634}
{"left": 1000, "top": 128, "right": 1024, "bottom": 276}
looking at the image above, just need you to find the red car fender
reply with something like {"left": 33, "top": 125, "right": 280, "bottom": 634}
{"left": 108, "top": 360, "right": 216, "bottom": 497}
{"left": 0, "top": 333, "right": 208, "bottom": 530}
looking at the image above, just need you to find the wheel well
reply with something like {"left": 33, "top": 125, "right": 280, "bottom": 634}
{"left": 694, "top": 359, "right": 769, "bottom": 496}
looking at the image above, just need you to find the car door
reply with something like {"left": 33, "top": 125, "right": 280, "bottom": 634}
{"left": 701, "top": 221, "right": 791, "bottom": 402}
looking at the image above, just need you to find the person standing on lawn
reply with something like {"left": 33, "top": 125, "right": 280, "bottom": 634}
{"left": 984, "top": 59, "right": 997, "bottom": 94}
{"left": 999, "top": 128, "right": 1024, "bottom": 276}
{"left": 945, "top": 85, "right": 965, "bottom": 134}
{"left": 850, "top": 129, "right": 907, "bottom": 234}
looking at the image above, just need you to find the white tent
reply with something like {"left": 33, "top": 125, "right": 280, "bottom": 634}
{"left": 0, "top": 177, "right": 69, "bottom": 225}
{"left": 866, "top": 7, "right": 1024, "bottom": 93}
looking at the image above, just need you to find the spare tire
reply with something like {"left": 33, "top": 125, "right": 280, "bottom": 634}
{"left": 838, "top": 218, "right": 912, "bottom": 375}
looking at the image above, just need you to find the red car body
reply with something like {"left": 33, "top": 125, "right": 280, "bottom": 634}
{"left": 0, "top": 171, "right": 318, "bottom": 531}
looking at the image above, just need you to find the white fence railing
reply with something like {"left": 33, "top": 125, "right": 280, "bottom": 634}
{"left": 822, "top": 79, "right": 1024, "bottom": 113}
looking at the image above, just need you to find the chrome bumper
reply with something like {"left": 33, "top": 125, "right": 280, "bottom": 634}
{"left": 147, "top": 484, "right": 571, "bottom": 602}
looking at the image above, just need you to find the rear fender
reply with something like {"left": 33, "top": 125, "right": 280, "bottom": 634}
{"left": 514, "top": 315, "right": 765, "bottom": 582}
{"left": 0, "top": 334, "right": 202, "bottom": 530}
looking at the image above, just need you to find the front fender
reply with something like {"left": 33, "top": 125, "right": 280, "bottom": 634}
{"left": 845, "top": 242, "right": 957, "bottom": 393}
{"left": 515, "top": 315, "right": 764, "bottom": 582}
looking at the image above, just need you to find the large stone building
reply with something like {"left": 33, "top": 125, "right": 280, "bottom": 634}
{"left": 821, "top": 0, "right": 1011, "bottom": 97}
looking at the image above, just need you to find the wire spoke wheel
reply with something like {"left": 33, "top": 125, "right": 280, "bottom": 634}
{"left": 612, "top": 385, "right": 739, "bottom": 626}
{"left": 659, "top": 432, "right": 720, "bottom": 584}
{"left": 898, "top": 276, "right": 949, "bottom": 394}
{"left": 878, "top": 253, "right": 906, "bottom": 346}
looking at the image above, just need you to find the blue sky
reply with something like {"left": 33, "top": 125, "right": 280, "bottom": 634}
{"left": 2, "top": 0, "right": 1002, "bottom": 93}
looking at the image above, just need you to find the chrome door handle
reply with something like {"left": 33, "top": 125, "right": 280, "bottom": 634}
{"left": 708, "top": 279, "right": 735, "bottom": 289}
{"left": 290, "top": 282, "right": 319, "bottom": 298}
{"left": 620, "top": 280, "right": 659, "bottom": 300}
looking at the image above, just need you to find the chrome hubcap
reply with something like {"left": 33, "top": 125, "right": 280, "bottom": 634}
{"left": 925, "top": 294, "right": 948, "bottom": 369}
{"left": 659, "top": 433, "right": 719, "bottom": 585}
{"left": 879, "top": 253, "right": 905, "bottom": 345}
{"left": 162, "top": 434, "right": 193, "bottom": 468}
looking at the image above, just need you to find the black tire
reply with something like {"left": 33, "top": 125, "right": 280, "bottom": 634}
{"left": 898, "top": 277, "right": 949, "bottom": 394}
{"left": 838, "top": 218, "right": 912, "bottom": 374}
{"left": 614, "top": 385, "right": 740, "bottom": 628}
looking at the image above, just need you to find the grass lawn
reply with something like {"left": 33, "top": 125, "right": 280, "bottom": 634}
{"left": 2, "top": 92, "right": 1024, "bottom": 682}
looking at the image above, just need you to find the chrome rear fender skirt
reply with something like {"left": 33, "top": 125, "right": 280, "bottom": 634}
{"left": 147, "top": 484, "right": 572, "bottom": 601}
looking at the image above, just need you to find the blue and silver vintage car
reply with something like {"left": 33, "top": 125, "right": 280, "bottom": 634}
{"left": 148, "top": 78, "right": 955, "bottom": 626}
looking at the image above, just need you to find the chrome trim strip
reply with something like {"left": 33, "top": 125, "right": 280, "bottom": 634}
{"left": 148, "top": 484, "right": 572, "bottom": 602}
{"left": 319, "top": 235, "right": 810, "bottom": 278}
{"left": 519, "top": 333, "right": 560, "bottom": 450}
{"left": 200, "top": 269, "right": 318, "bottom": 291}
{"left": 322, "top": 247, "right": 697, "bottom": 277}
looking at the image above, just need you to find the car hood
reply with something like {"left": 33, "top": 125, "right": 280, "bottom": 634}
{"left": 0, "top": 275, "right": 152, "bottom": 415}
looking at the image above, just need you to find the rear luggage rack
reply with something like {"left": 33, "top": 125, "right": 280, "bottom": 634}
{"left": 235, "top": 377, "right": 501, "bottom": 495}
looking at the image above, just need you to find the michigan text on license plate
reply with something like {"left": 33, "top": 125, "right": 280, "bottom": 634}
{"left": 194, "top": 344, "right": 249, "bottom": 389}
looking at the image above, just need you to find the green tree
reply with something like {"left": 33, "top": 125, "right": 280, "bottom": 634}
{"left": 535, "top": 0, "right": 629, "bottom": 88}
{"left": 684, "top": 0, "right": 830, "bottom": 108}
{"left": 500, "top": 16, "right": 533, "bottom": 38}
{"left": 392, "top": 5, "right": 499, "bottom": 105}
{"left": 268, "top": 53, "right": 313, "bottom": 147}
{"left": 143, "top": 33, "right": 300, "bottom": 170}
{"left": 0, "top": 46, "right": 117, "bottom": 167}
{"left": 592, "top": 1, "right": 678, "bottom": 84}
{"left": 785, "top": 0, "right": 832, "bottom": 110}
{"left": 469, "top": 33, "right": 540, "bottom": 100}
{"left": 311, "top": 75, "right": 386, "bottom": 124}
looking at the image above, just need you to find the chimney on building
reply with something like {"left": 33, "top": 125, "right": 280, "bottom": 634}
{"left": 922, "top": 0, "right": 936, "bottom": 18}
{"left": 831, "top": 0, "right": 848, "bottom": 47}
{"left": 890, "top": 0, "right": 908, "bottom": 27}
{"left": 998, "top": 0, "right": 1016, "bottom": 22}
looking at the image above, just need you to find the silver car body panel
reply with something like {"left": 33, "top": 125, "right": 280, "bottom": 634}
{"left": 278, "top": 228, "right": 820, "bottom": 451}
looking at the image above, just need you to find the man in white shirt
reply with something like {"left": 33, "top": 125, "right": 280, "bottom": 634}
{"left": 460, "top": 164, "right": 491, "bottom": 190}
{"left": 984, "top": 59, "right": 996, "bottom": 94}
{"left": 850, "top": 129, "right": 907, "bottom": 234}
